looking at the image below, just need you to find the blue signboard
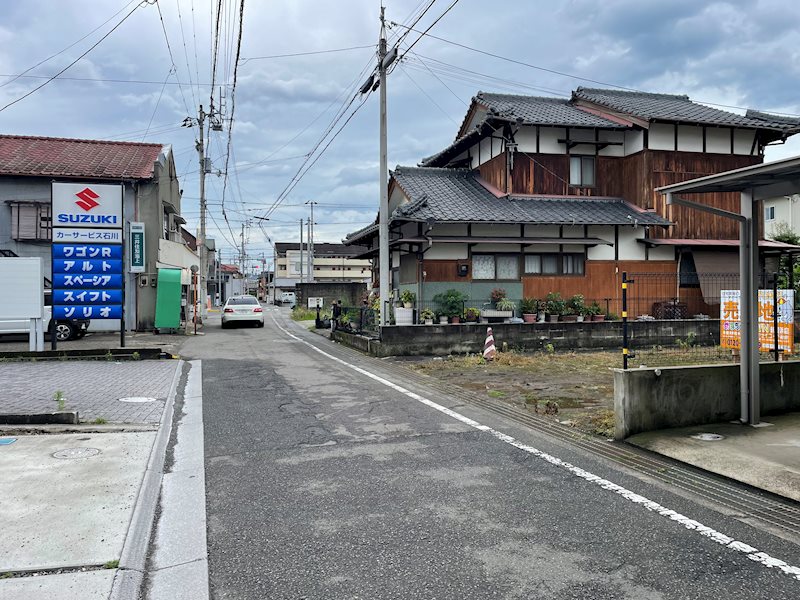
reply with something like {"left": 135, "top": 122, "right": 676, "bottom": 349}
{"left": 53, "top": 289, "right": 123, "bottom": 305}
{"left": 54, "top": 305, "right": 123, "bottom": 319}
{"left": 52, "top": 243, "right": 123, "bottom": 320}
{"left": 52, "top": 244, "right": 122, "bottom": 259}
{"left": 53, "top": 259, "right": 123, "bottom": 274}
{"left": 53, "top": 274, "right": 123, "bottom": 289}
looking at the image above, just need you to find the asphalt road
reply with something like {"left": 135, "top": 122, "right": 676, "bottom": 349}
{"left": 184, "top": 306, "right": 800, "bottom": 599}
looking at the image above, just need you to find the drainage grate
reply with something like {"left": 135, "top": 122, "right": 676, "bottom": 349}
{"left": 691, "top": 433, "right": 726, "bottom": 441}
{"left": 52, "top": 447, "right": 101, "bottom": 459}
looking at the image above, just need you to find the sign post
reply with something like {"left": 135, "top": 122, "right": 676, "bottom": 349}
{"left": 51, "top": 182, "right": 124, "bottom": 347}
{"left": 130, "top": 222, "right": 145, "bottom": 273}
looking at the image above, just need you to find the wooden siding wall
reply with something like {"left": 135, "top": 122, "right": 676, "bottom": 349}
{"left": 422, "top": 260, "right": 470, "bottom": 282}
{"left": 498, "top": 150, "right": 761, "bottom": 240}
{"left": 522, "top": 260, "right": 676, "bottom": 310}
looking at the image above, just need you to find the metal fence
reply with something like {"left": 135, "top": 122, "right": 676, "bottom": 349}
{"left": 623, "top": 271, "right": 797, "bottom": 368}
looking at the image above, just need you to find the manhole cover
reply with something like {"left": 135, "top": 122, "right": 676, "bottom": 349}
{"left": 52, "top": 447, "right": 101, "bottom": 459}
{"left": 0, "top": 438, "right": 17, "bottom": 446}
{"left": 691, "top": 433, "right": 725, "bottom": 441}
{"left": 118, "top": 397, "right": 156, "bottom": 403}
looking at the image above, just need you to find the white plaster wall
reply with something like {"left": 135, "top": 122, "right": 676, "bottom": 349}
{"left": 562, "top": 225, "right": 584, "bottom": 238}
{"left": 568, "top": 128, "right": 595, "bottom": 156}
{"left": 649, "top": 123, "right": 675, "bottom": 151}
{"left": 425, "top": 244, "right": 468, "bottom": 259}
{"left": 389, "top": 186, "right": 407, "bottom": 213}
{"left": 472, "top": 223, "right": 519, "bottom": 237}
{"left": 648, "top": 244, "right": 676, "bottom": 260}
{"left": 677, "top": 125, "right": 703, "bottom": 152}
{"left": 523, "top": 224, "right": 560, "bottom": 237}
{"left": 472, "top": 243, "right": 524, "bottom": 253}
{"left": 492, "top": 136, "right": 504, "bottom": 156}
{"left": 562, "top": 244, "right": 586, "bottom": 253}
{"left": 515, "top": 127, "right": 537, "bottom": 153}
{"left": 539, "top": 127, "right": 566, "bottom": 154}
{"left": 599, "top": 130, "right": 625, "bottom": 157}
{"left": 432, "top": 223, "right": 469, "bottom": 236}
{"left": 587, "top": 224, "right": 616, "bottom": 259}
{"left": 525, "top": 243, "right": 560, "bottom": 253}
{"left": 624, "top": 130, "right": 644, "bottom": 155}
{"left": 479, "top": 137, "right": 493, "bottom": 163}
{"left": 616, "top": 226, "right": 646, "bottom": 260}
{"left": 587, "top": 243, "right": 615, "bottom": 260}
{"left": 734, "top": 128, "right": 756, "bottom": 155}
{"left": 706, "top": 127, "right": 731, "bottom": 154}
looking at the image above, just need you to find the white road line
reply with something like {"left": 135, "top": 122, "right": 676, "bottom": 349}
{"left": 271, "top": 315, "right": 800, "bottom": 582}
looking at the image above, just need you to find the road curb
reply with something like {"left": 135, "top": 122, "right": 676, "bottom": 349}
{"left": 109, "top": 359, "right": 185, "bottom": 600}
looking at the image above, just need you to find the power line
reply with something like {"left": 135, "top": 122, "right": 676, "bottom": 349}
{"left": 399, "top": 0, "right": 461, "bottom": 56}
{"left": 399, "top": 65, "right": 458, "bottom": 125}
{"left": 141, "top": 66, "right": 175, "bottom": 141}
{"left": 0, "top": 73, "right": 230, "bottom": 87}
{"left": 154, "top": 0, "right": 192, "bottom": 115}
{"left": 0, "top": 1, "right": 148, "bottom": 113}
{"left": 220, "top": 0, "right": 245, "bottom": 222}
{"left": 0, "top": 0, "right": 139, "bottom": 89}
{"left": 175, "top": 0, "right": 199, "bottom": 110}
{"left": 239, "top": 44, "right": 375, "bottom": 63}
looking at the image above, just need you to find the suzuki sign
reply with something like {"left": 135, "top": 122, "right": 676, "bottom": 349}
{"left": 52, "top": 182, "right": 122, "bottom": 228}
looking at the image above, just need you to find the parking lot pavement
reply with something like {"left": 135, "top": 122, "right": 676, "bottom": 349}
{"left": 0, "top": 328, "right": 194, "bottom": 356}
{"left": 0, "top": 360, "right": 179, "bottom": 423}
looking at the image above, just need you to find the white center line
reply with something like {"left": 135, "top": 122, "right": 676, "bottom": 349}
{"left": 271, "top": 315, "right": 800, "bottom": 582}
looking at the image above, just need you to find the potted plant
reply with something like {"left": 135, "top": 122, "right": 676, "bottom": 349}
{"left": 520, "top": 297, "right": 539, "bottom": 323}
{"left": 495, "top": 298, "right": 516, "bottom": 318}
{"left": 490, "top": 288, "right": 507, "bottom": 304}
{"left": 545, "top": 292, "right": 565, "bottom": 322}
{"left": 420, "top": 308, "right": 435, "bottom": 325}
{"left": 399, "top": 289, "right": 416, "bottom": 308}
{"left": 568, "top": 294, "right": 585, "bottom": 322}
{"left": 433, "top": 289, "right": 469, "bottom": 324}
{"left": 585, "top": 301, "right": 604, "bottom": 322}
{"left": 464, "top": 307, "right": 480, "bottom": 322}
{"left": 438, "top": 312, "right": 449, "bottom": 324}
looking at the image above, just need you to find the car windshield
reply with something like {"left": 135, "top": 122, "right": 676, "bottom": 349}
{"left": 226, "top": 297, "right": 259, "bottom": 306}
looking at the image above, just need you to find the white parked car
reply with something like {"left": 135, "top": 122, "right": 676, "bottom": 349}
{"left": 0, "top": 293, "right": 90, "bottom": 341}
{"left": 222, "top": 295, "right": 264, "bottom": 328}
{"left": 279, "top": 291, "right": 296, "bottom": 307}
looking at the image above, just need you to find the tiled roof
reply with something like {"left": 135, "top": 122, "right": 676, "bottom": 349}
{"left": 574, "top": 87, "right": 798, "bottom": 130}
{"left": 744, "top": 109, "right": 800, "bottom": 129}
{"left": 0, "top": 135, "right": 164, "bottom": 179}
{"left": 477, "top": 92, "right": 624, "bottom": 128}
{"left": 391, "top": 166, "right": 670, "bottom": 226}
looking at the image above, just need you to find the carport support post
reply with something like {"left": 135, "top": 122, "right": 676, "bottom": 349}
{"left": 739, "top": 189, "right": 760, "bottom": 425}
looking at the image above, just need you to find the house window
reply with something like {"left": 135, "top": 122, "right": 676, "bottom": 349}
{"left": 524, "top": 253, "right": 584, "bottom": 275}
{"left": 765, "top": 206, "right": 775, "bottom": 221}
{"left": 10, "top": 202, "right": 51, "bottom": 241}
{"left": 569, "top": 156, "right": 595, "bottom": 187}
{"left": 472, "top": 255, "right": 520, "bottom": 281}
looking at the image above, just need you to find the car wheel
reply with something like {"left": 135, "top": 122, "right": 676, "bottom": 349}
{"left": 55, "top": 322, "right": 75, "bottom": 341}
{"left": 257, "top": 321, "right": 264, "bottom": 328}
{"left": 221, "top": 321, "right": 229, "bottom": 329}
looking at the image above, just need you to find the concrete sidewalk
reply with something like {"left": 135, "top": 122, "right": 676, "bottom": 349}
{"left": 627, "top": 412, "right": 800, "bottom": 502}
{"left": 0, "top": 359, "right": 185, "bottom": 599}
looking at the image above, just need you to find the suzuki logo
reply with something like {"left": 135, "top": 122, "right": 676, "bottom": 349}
{"left": 75, "top": 188, "right": 100, "bottom": 211}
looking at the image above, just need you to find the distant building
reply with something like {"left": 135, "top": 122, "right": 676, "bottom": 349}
{"left": 763, "top": 194, "right": 800, "bottom": 239}
{"left": 273, "top": 242, "right": 370, "bottom": 298}
{"left": 0, "top": 134, "right": 191, "bottom": 330}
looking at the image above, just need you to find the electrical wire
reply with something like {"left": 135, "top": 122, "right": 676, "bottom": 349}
{"left": 399, "top": 65, "right": 458, "bottom": 125}
{"left": 239, "top": 45, "right": 376, "bottom": 64}
{"left": 0, "top": 1, "right": 148, "bottom": 113}
{"left": 154, "top": 0, "right": 192, "bottom": 115}
{"left": 141, "top": 66, "right": 175, "bottom": 141}
{"left": 175, "top": 0, "right": 199, "bottom": 110}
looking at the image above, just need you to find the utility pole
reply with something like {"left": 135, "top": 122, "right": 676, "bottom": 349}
{"left": 306, "top": 200, "right": 317, "bottom": 283}
{"left": 307, "top": 217, "right": 312, "bottom": 283}
{"left": 299, "top": 218, "right": 305, "bottom": 284}
{"left": 378, "top": 7, "right": 390, "bottom": 325}
{"left": 240, "top": 223, "right": 246, "bottom": 276}
{"left": 196, "top": 106, "right": 208, "bottom": 319}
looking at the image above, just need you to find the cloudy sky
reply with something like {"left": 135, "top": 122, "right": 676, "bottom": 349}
{"left": 1, "top": 0, "right": 799, "bottom": 272}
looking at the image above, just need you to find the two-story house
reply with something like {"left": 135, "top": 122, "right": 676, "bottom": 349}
{"left": 0, "top": 134, "right": 189, "bottom": 330}
{"left": 274, "top": 242, "right": 371, "bottom": 294}
{"left": 346, "top": 88, "right": 800, "bottom": 315}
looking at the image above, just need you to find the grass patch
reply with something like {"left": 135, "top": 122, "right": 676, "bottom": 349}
{"left": 53, "top": 390, "right": 66, "bottom": 412}
{"left": 103, "top": 559, "right": 119, "bottom": 569}
{"left": 587, "top": 409, "right": 615, "bottom": 437}
{"left": 291, "top": 307, "right": 319, "bottom": 321}
{"left": 487, "top": 390, "right": 506, "bottom": 398}
{"left": 92, "top": 417, "right": 108, "bottom": 425}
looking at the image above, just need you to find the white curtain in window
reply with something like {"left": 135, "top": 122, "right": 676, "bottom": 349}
{"left": 496, "top": 255, "right": 519, "bottom": 280}
{"left": 582, "top": 157, "right": 595, "bottom": 186}
{"left": 569, "top": 157, "right": 581, "bottom": 185}
{"left": 472, "top": 255, "right": 495, "bottom": 279}
{"left": 542, "top": 255, "right": 558, "bottom": 274}
{"left": 525, "top": 255, "right": 542, "bottom": 274}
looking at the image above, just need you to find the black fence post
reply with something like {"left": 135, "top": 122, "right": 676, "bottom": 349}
{"left": 773, "top": 273, "right": 780, "bottom": 362}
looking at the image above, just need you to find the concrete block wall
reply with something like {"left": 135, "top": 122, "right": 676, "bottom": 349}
{"left": 613, "top": 361, "right": 800, "bottom": 439}
{"left": 295, "top": 282, "right": 367, "bottom": 309}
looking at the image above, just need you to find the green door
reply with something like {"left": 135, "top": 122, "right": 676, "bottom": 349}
{"left": 154, "top": 268, "right": 182, "bottom": 330}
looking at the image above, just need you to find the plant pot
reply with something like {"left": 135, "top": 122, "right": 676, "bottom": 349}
{"left": 395, "top": 307, "right": 414, "bottom": 326}
{"left": 522, "top": 313, "right": 536, "bottom": 323}
{"left": 439, "top": 316, "right": 448, "bottom": 324}
{"left": 537, "top": 312, "right": 546, "bottom": 323}
{"left": 424, "top": 319, "right": 433, "bottom": 325}
{"left": 591, "top": 314, "right": 606, "bottom": 322}
{"left": 562, "top": 314, "right": 579, "bottom": 322}
{"left": 403, "top": 302, "right": 412, "bottom": 309}
{"left": 547, "top": 314, "right": 560, "bottom": 323}
{"left": 576, "top": 315, "right": 585, "bottom": 322}
{"left": 450, "top": 316, "right": 461, "bottom": 324}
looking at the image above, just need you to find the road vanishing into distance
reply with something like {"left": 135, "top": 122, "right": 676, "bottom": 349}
{"left": 183, "top": 306, "right": 800, "bottom": 599}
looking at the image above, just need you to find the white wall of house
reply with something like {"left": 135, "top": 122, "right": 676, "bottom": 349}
{"left": 472, "top": 223, "right": 519, "bottom": 237}
{"left": 425, "top": 244, "right": 468, "bottom": 260}
{"left": 624, "top": 130, "right": 644, "bottom": 155}
{"left": 677, "top": 125, "right": 703, "bottom": 152}
{"left": 617, "top": 226, "right": 647, "bottom": 260}
{"left": 523, "top": 224, "right": 560, "bottom": 237}
{"left": 763, "top": 194, "right": 800, "bottom": 238}
{"left": 431, "top": 223, "right": 468, "bottom": 236}
{"left": 598, "top": 130, "right": 625, "bottom": 157}
{"left": 706, "top": 127, "right": 730, "bottom": 154}
{"left": 587, "top": 225, "right": 616, "bottom": 259}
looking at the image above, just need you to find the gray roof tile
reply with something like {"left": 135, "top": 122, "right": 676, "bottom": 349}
{"left": 574, "top": 87, "right": 798, "bottom": 130}
{"left": 391, "top": 166, "right": 670, "bottom": 226}
{"left": 478, "top": 92, "right": 623, "bottom": 128}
